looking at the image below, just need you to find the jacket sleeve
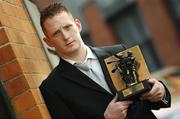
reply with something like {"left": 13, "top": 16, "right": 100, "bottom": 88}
{"left": 146, "top": 81, "right": 171, "bottom": 110}
{"left": 40, "top": 86, "right": 76, "bottom": 119}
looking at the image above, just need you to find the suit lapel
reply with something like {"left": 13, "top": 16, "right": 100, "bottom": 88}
{"left": 57, "top": 58, "right": 110, "bottom": 94}
{"left": 90, "top": 47, "right": 117, "bottom": 95}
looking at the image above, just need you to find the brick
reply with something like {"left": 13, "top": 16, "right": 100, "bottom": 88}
{"left": 11, "top": 44, "right": 25, "bottom": 58}
{"left": 12, "top": 89, "right": 44, "bottom": 114}
{"left": 11, "top": 44, "right": 47, "bottom": 60}
{"left": 0, "top": 15, "right": 34, "bottom": 33}
{"left": 31, "top": 74, "right": 48, "bottom": 87}
{"left": 23, "top": 34, "right": 42, "bottom": 47}
{"left": 30, "top": 60, "right": 42, "bottom": 73}
{"left": 38, "top": 104, "right": 51, "bottom": 119}
{"left": 23, "top": 20, "right": 36, "bottom": 33}
{"left": 5, "top": 28, "right": 25, "bottom": 44}
{"left": 4, "top": 0, "right": 15, "bottom": 5}
{"left": 4, "top": 75, "right": 37, "bottom": 97}
{"left": 5, "top": 30, "right": 41, "bottom": 47}
{"left": 0, "top": 15, "right": 11, "bottom": 28}
{"left": 28, "top": 47, "right": 48, "bottom": 60}
{"left": 0, "top": 1, "right": 5, "bottom": 14}
{"left": 39, "top": 61, "right": 51, "bottom": 74}
{"left": 25, "top": 74, "right": 43, "bottom": 89}
{"left": 5, "top": 0, "right": 24, "bottom": 7}
{"left": 13, "top": 5, "right": 29, "bottom": 20}
{"left": 38, "top": 47, "right": 48, "bottom": 60}
{"left": 0, "top": 59, "right": 22, "bottom": 81}
{"left": 0, "top": 1, "right": 28, "bottom": 20}
{"left": 22, "top": 46, "right": 39, "bottom": 59}
{"left": 32, "top": 60, "right": 51, "bottom": 74}
{"left": 18, "top": 59, "right": 32, "bottom": 73}
{"left": 18, "top": 105, "right": 51, "bottom": 119}
{"left": 0, "top": 28, "right": 9, "bottom": 45}
{"left": 0, "top": 44, "right": 16, "bottom": 65}
{"left": 4, "top": 75, "right": 30, "bottom": 97}
{"left": 11, "top": 18, "right": 24, "bottom": 31}
{"left": 18, "top": 59, "right": 51, "bottom": 74}
{"left": 32, "top": 88, "right": 45, "bottom": 104}
{"left": 0, "top": 1, "right": 14, "bottom": 16}
{"left": 4, "top": 73, "right": 47, "bottom": 98}
{"left": 18, "top": 59, "right": 42, "bottom": 73}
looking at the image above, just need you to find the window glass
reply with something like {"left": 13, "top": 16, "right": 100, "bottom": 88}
{"left": 114, "top": 13, "right": 149, "bottom": 45}
{"left": 110, "top": 5, "right": 161, "bottom": 72}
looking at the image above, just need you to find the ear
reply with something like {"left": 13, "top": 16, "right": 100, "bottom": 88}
{"left": 43, "top": 37, "right": 54, "bottom": 47}
{"left": 75, "top": 19, "right": 82, "bottom": 32}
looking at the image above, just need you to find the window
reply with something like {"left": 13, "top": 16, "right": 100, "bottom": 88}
{"left": 166, "top": 0, "right": 180, "bottom": 33}
{"left": 112, "top": 7, "right": 150, "bottom": 46}
{"left": 104, "top": 2, "right": 162, "bottom": 72}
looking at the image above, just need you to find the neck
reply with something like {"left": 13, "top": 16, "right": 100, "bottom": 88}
{"left": 73, "top": 45, "right": 87, "bottom": 63}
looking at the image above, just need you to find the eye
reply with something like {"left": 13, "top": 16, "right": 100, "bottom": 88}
{"left": 64, "top": 24, "right": 72, "bottom": 30}
{"left": 53, "top": 29, "right": 61, "bottom": 37}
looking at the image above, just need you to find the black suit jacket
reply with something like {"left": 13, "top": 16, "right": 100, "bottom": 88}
{"left": 40, "top": 44, "right": 171, "bottom": 119}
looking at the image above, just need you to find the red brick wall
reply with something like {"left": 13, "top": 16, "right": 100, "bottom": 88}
{"left": 137, "top": 0, "right": 180, "bottom": 66}
{"left": 0, "top": 0, "right": 51, "bottom": 118}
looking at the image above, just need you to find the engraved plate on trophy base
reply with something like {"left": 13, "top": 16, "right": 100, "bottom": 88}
{"left": 118, "top": 80, "right": 151, "bottom": 101}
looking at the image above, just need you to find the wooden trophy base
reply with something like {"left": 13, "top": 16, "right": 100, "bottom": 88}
{"left": 118, "top": 80, "right": 152, "bottom": 101}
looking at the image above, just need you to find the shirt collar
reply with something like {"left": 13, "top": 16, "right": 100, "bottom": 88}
{"left": 63, "top": 46, "right": 97, "bottom": 65}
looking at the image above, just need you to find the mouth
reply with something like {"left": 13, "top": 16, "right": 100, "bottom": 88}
{"left": 66, "top": 40, "right": 75, "bottom": 46}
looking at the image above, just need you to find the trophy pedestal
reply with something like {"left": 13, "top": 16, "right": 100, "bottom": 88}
{"left": 118, "top": 80, "right": 151, "bottom": 101}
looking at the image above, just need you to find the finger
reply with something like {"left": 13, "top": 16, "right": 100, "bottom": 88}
{"left": 141, "top": 91, "right": 157, "bottom": 100}
{"left": 147, "top": 95, "right": 161, "bottom": 102}
{"left": 141, "top": 90, "right": 162, "bottom": 101}
{"left": 141, "top": 90, "right": 154, "bottom": 99}
{"left": 147, "top": 81, "right": 163, "bottom": 97}
{"left": 116, "top": 101, "right": 133, "bottom": 111}
{"left": 116, "top": 100, "right": 133, "bottom": 106}
{"left": 141, "top": 91, "right": 155, "bottom": 100}
{"left": 122, "top": 109, "right": 127, "bottom": 119}
{"left": 148, "top": 78, "right": 156, "bottom": 85}
{"left": 142, "top": 79, "right": 159, "bottom": 97}
{"left": 126, "top": 101, "right": 133, "bottom": 105}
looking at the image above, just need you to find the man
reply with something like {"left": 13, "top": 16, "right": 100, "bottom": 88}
{"left": 39, "top": 2, "right": 171, "bottom": 119}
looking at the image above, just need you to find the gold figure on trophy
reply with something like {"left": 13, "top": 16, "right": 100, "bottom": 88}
{"left": 108, "top": 51, "right": 139, "bottom": 87}
{"left": 105, "top": 46, "right": 152, "bottom": 101}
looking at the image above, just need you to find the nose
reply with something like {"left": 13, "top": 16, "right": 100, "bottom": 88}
{"left": 61, "top": 30, "right": 70, "bottom": 40}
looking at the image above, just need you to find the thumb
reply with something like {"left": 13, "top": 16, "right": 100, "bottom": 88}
{"left": 148, "top": 78, "right": 156, "bottom": 85}
{"left": 111, "top": 93, "right": 118, "bottom": 103}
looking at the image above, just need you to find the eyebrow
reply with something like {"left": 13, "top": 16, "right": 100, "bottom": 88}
{"left": 52, "top": 29, "right": 61, "bottom": 37}
{"left": 63, "top": 24, "right": 72, "bottom": 29}
{"left": 51, "top": 23, "right": 73, "bottom": 37}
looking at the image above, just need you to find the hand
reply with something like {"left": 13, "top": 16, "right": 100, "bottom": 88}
{"left": 104, "top": 94, "right": 133, "bottom": 119}
{"left": 140, "top": 78, "right": 165, "bottom": 102}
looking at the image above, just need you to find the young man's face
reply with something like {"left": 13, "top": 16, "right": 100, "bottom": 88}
{"left": 43, "top": 11, "right": 84, "bottom": 58}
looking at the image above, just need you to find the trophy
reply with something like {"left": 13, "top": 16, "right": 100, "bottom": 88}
{"left": 104, "top": 45, "right": 152, "bottom": 101}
